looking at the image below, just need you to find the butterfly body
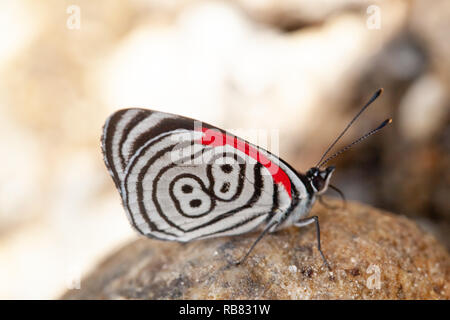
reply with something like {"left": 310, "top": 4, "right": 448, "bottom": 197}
{"left": 102, "top": 90, "right": 389, "bottom": 268}
{"left": 101, "top": 108, "right": 331, "bottom": 243}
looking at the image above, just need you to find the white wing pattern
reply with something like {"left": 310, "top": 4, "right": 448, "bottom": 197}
{"left": 102, "top": 108, "right": 309, "bottom": 242}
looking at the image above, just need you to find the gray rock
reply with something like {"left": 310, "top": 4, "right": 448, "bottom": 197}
{"left": 62, "top": 200, "right": 449, "bottom": 299}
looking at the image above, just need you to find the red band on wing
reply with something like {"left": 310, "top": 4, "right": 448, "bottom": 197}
{"left": 198, "top": 127, "right": 292, "bottom": 198}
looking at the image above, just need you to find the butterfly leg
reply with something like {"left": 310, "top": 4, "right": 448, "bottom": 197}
{"left": 234, "top": 220, "right": 279, "bottom": 266}
{"left": 294, "top": 216, "right": 331, "bottom": 270}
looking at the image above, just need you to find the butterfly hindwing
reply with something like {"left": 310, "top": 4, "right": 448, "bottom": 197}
{"left": 102, "top": 108, "right": 304, "bottom": 242}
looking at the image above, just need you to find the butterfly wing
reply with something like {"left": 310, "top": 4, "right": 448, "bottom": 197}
{"left": 102, "top": 108, "right": 307, "bottom": 242}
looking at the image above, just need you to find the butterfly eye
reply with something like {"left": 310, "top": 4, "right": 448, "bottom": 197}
{"left": 312, "top": 176, "right": 326, "bottom": 191}
{"left": 306, "top": 168, "right": 319, "bottom": 180}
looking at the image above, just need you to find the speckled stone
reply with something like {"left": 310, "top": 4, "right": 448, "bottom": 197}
{"left": 62, "top": 200, "right": 449, "bottom": 299}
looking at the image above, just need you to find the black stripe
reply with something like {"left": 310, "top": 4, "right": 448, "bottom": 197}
{"left": 124, "top": 134, "right": 179, "bottom": 236}
{"left": 130, "top": 118, "right": 195, "bottom": 162}
{"left": 150, "top": 162, "right": 185, "bottom": 232}
{"left": 101, "top": 109, "right": 128, "bottom": 190}
{"left": 274, "top": 157, "right": 314, "bottom": 227}
{"left": 194, "top": 211, "right": 268, "bottom": 240}
{"left": 298, "top": 173, "right": 314, "bottom": 198}
{"left": 118, "top": 110, "right": 151, "bottom": 170}
{"left": 278, "top": 157, "right": 313, "bottom": 197}
{"left": 276, "top": 177, "right": 300, "bottom": 227}
{"left": 265, "top": 183, "right": 279, "bottom": 223}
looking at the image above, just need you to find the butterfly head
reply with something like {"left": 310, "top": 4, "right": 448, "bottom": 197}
{"left": 306, "top": 166, "right": 335, "bottom": 195}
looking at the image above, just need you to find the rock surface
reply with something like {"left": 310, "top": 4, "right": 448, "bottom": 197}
{"left": 62, "top": 200, "right": 449, "bottom": 299}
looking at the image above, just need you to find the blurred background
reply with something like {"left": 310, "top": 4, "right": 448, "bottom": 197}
{"left": 0, "top": 0, "right": 448, "bottom": 299}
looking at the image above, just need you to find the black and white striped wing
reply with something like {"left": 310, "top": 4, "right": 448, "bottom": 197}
{"left": 102, "top": 108, "right": 301, "bottom": 242}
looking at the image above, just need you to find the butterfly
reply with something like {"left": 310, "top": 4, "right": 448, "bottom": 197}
{"left": 101, "top": 89, "right": 391, "bottom": 269}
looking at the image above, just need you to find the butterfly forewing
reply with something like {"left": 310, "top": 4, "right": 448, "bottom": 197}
{"left": 102, "top": 108, "right": 306, "bottom": 242}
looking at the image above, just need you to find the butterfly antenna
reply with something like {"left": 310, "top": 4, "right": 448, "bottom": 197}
{"left": 315, "top": 88, "right": 384, "bottom": 168}
{"left": 318, "top": 118, "right": 392, "bottom": 168}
